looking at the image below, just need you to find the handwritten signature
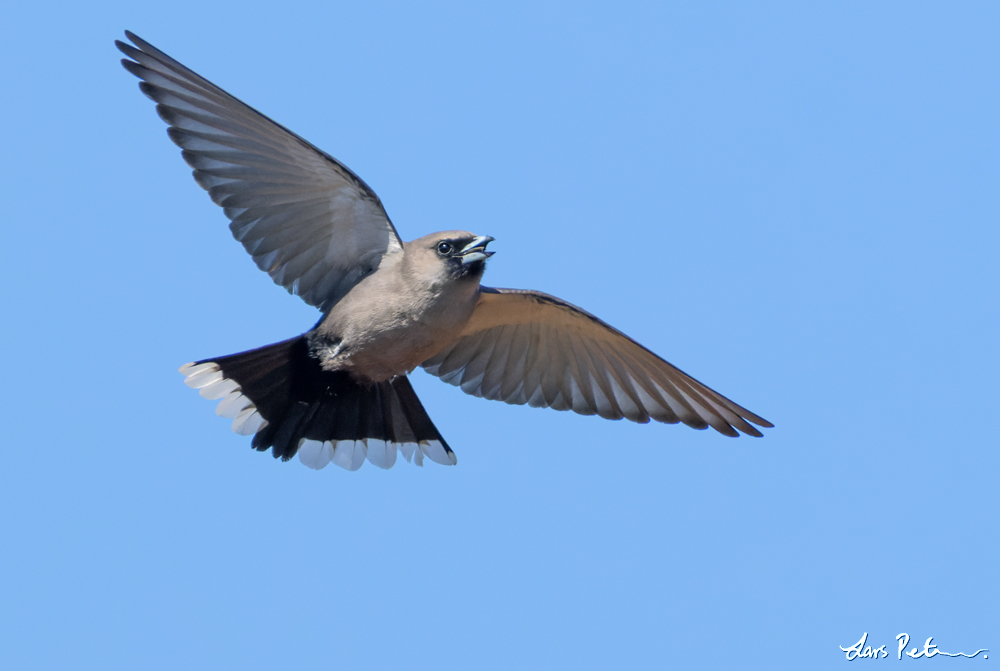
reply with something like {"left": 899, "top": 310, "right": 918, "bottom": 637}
{"left": 840, "top": 632, "right": 988, "bottom": 661}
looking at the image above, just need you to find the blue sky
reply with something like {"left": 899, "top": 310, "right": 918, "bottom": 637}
{"left": 2, "top": 2, "right": 997, "bottom": 669}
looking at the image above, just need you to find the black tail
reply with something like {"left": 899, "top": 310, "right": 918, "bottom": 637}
{"left": 179, "top": 336, "right": 455, "bottom": 469}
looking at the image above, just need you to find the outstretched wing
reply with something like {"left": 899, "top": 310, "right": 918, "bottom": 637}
{"left": 117, "top": 31, "right": 403, "bottom": 311}
{"left": 422, "top": 288, "right": 773, "bottom": 437}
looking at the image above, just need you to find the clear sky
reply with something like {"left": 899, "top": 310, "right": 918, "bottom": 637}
{"left": 2, "top": 2, "right": 997, "bottom": 669}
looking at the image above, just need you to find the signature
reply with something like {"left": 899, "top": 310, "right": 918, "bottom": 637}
{"left": 840, "top": 632, "right": 988, "bottom": 661}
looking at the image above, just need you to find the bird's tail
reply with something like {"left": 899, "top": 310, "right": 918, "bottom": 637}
{"left": 178, "top": 336, "right": 455, "bottom": 470}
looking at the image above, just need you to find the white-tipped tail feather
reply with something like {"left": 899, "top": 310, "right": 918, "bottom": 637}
{"left": 294, "top": 438, "right": 454, "bottom": 470}
{"left": 179, "top": 361, "right": 456, "bottom": 470}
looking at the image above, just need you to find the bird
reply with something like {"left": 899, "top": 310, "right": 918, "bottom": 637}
{"left": 116, "top": 30, "right": 773, "bottom": 471}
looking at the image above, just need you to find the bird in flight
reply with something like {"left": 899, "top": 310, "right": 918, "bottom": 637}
{"left": 116, "top": 31, "right": 772, "bottom": 471}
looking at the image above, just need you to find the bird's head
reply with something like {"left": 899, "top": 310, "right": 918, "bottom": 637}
{"left": 408, "top": 231, "right": 495, "bottom": 282}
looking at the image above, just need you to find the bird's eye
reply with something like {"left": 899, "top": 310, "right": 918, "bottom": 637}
{"left": 436, "top": 241, "right": 454, "bottom": 255}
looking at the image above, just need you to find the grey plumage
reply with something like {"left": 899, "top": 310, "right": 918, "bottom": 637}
{"left": 117, "top": 31, "right": 772, "bottom": 471}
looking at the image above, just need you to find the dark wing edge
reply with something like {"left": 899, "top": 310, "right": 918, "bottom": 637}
{"left": 116, "top": 31, "right": 404, "bottom": 311}
{"left": 422, "top": 287, "right": 773, "bottom": 437}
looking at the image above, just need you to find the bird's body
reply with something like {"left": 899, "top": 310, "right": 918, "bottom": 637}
{"left": 117, "top": 31, "right": 772, "bottom": 471}
{"left": 313, "top": 232, "right": 486, "bottom": 382}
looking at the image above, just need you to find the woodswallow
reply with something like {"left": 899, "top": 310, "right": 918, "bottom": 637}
{"left": 117, "top": 31, "right": 773, "bottom": 471}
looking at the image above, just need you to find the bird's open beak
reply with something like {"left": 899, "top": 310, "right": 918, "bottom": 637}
{"left": 459, "top": 235, "right": 496, "bottom": 265}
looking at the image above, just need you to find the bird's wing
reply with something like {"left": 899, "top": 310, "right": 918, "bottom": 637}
{"left": 116, "top": 31, "right": 404, "bottom": 311}
{"left": 422, "top": 288, "right": 773, "bottom": 436}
